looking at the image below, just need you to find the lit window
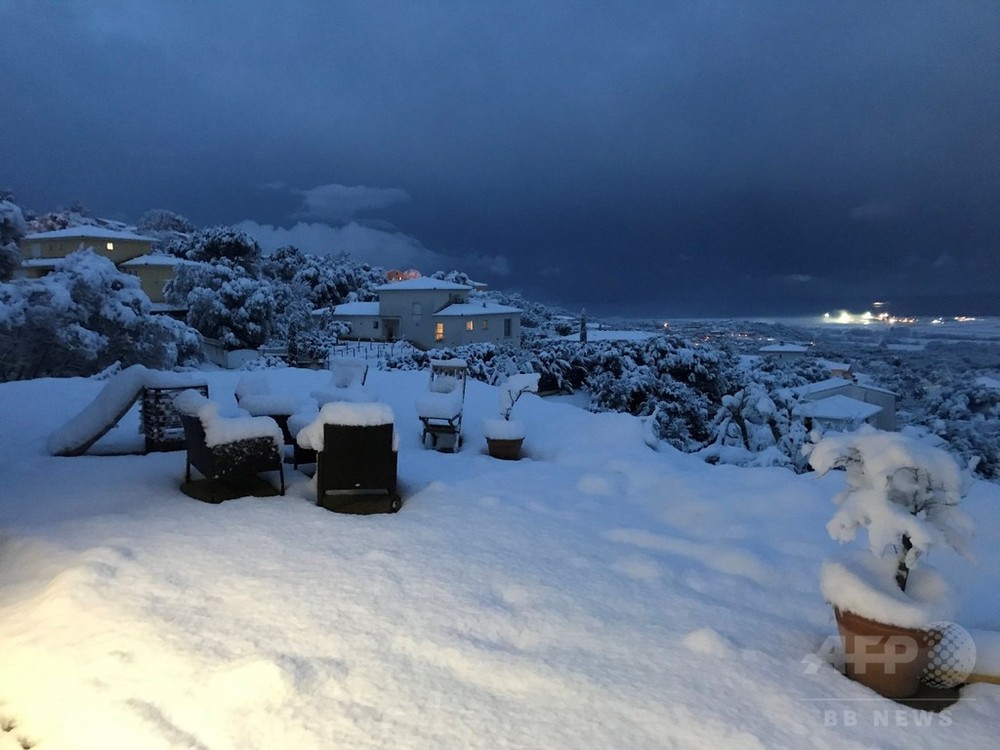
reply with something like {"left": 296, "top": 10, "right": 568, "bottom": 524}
{"left": 106, "top": 242, "right": 114, "bottom": 251}
{"left": 435, "top": 322, "right": 444, "bottom": 342}
{"left": 465, "top": 320, "right": 474, "bottom": 332}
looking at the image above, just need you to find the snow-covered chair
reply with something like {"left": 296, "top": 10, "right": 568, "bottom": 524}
{"left": 296, "top": 402, "right": 401, "bottom": 514}
{"left": 175, "top": 390, "right": 285, "bottom": 500}
{"left": 234, "top": 373, "right": 312, "bottom": 445}
{"left": 310, "top": 356, "right": 375, "bottom": 406}
{"left": 416, "top": 359, "right": 467, "bottom": 452}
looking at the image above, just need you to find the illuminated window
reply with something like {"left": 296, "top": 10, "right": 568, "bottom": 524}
{"left": 435, "top": 322, "right": 444, "bottom": 342}
{"left": 106, "top": 242, "right": 114, "bottom": 251}
{"left": 465, "top": 320, "right": 474, "bottom": 332}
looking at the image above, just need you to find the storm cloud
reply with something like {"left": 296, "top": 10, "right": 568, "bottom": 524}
{"left": 2, "top": 1, "right": 997, "bottom": 316}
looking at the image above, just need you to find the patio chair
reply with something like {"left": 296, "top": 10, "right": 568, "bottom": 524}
{"left": 234, "top": 373, "right": 313, "bottom": 446}
{"left": 416, "top": 358, "right": 467, "bottom": 452}
{"left": 311, "top": 356, "right": 374, "bottom": 406}
{"left": 175, "top": 390, "right": 285, "bottom": 501}
{"left": 297, "top": 402, "right": 401, "bottom": 514}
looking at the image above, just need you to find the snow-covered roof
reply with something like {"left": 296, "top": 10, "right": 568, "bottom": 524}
{"left": 329, "top": 301, "right": 381, "bottom": 316}
{"left": 20, "top": 258, "right": 61, "bottom": 268}
{"left": 23, "top": 226, "right": 156, "bottom": 242}
{"left": 823, "top": 361, "right": 852, "bottom": 372}
{"left": 792, "top": 377, "right": 853, "bottom": 396}
{"left": 759, "top": 343, "right": 809, "bottom": 353}
{"left": 793, "top": 377, "right": 899, "bottom": 397}
{"left": 434, "top": 302, "right": 521, "bottom": 317}
{"left": 120, "top": 254, "right": 186, "bottom": 267}
{"left": 374, "top": 278, "right": 472, "bottom": 292}
{"left": 793, "top": 394, "right": 882, "bottom": 422}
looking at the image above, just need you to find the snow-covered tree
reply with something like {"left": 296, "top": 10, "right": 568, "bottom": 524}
{"left": 169, "top": 226, "right": 262, "bottom": 274}
{"left": 0, "top": 195, "right": 27, "bottom": 281}
{"left": 137, "top": 209, "right": 195, "bottom": 234}
{"left": 167, "top": 261, "right": 275, "bottom": 349}
{"left": 0, "top": 249, "right": 201, "bottom": 380}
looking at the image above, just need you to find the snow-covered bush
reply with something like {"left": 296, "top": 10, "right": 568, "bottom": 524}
{"left": 581, "top": 336, "right": 728, "bottom": 450}
{"left": 0, "top": 250, "right": 201, "bottom": 380}
{"left": 384, "top": 342, "right": 535, "bottom": 385}
{"left": 810, "top": 427, "right": 972, "bottom": 622}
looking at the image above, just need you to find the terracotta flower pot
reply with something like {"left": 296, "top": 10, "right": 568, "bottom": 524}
{"left": 834, "top": 607, "right": 932, "bottom": 698}
{"left": 486, "top": 437, "right": 524, "bottom": 460}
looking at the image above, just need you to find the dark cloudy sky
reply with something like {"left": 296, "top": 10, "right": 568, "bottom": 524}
{"left": 3, "top": 1, "right": 998, "bottom": 317}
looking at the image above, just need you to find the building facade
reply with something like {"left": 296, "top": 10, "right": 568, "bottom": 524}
{"left": 330, "top": 278, "right": 522, "bottom": 350}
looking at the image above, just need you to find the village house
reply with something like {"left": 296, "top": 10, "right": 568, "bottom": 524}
{"left": 791, "top": 376, "right": 897, "bottom": 431}
{"left": 329, "top": 277, "right": 522, "bottom": 350}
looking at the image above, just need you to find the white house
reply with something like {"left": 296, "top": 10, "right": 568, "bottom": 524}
{"left": 793, "top": 394, "right": 883, "bottom": 432}
{"left": 329, "top": 277, "right": 522, "bottom": 350}
{"left": 791, "top": 377, "right": 897, "bottom": 431}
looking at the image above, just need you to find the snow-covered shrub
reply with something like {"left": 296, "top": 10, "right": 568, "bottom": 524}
{"left": 0, "top": 250, "right": 201, "bottom": 380}
{"left": 384, "top": 343, "right": 535, "bottom": 385}
{"left": 579, "top": 336, "right": 728, "bottom": 450}
{"left": 810, "top": 427, "right": 972, "bottom": 611}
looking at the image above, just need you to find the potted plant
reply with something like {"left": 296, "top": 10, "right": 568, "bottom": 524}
{"left": 483, "top": 373, "right": 540, "bottom": 460}
{"left": 809, "top": 427, "right": 973, "bottom": 698}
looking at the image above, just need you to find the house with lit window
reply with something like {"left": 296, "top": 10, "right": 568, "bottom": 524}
{"left": 19, "top": 226, "right": 182, "bottom": 308}
{"left": 329, "top": 277, "right": 522, "bottom": 350}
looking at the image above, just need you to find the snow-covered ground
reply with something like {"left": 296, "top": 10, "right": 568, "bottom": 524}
{"left": 1, "top": 366, "right": 998, "bottom": 749}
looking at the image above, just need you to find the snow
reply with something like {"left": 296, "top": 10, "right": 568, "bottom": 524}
{"left": 120, "top": 253, "right": 187, "bottom": 267}
{"left": 2, "top": 367, "right": 999, "bottom": 748}
{"left": 794, "top": 394, "right": 883, "bottom": 422}
{"left": 329, "top": 301, "right": 380, "bottom": 316}
{"left": 46, "top": 364, "right": 209, "bottom": 456}
{"left": 173, "top": 389, "right": 284, "bottom": 448}
{"left": 296, "top": 402, "right": 396, "bottom": 451}
{"left": 435, "top": 302, "right": 522, "bottom": 316}
{"left": 415, "top": 390, "right": 463, "bottom": 419}
{"left": 820, "top": 554, "right": 955, "bottom": 628}
{"left": 482, "top": 417, "right": 526, "bottom": 440}
{"left": 22, "top": 226, "right": 156, "bottom": 242}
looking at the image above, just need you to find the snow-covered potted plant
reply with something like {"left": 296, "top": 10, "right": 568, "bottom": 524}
{"left": 809, "top": 427, "right": 973, "bottom": 698}
{"left": 483, "top": 373, "right": 540, "bottom": 460}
